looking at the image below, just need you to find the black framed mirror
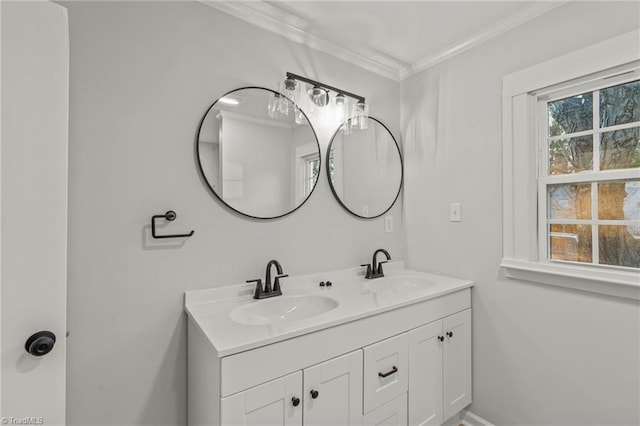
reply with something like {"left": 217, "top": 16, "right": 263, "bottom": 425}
{"left": 327, "top": 117, "right": 403, "bottom": 218}
{"left": 196, "top": 87, "right": 321, "bottom": 219}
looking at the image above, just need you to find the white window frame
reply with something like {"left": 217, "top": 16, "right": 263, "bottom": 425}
{"left": 302, "top": 152, "right": 320, "bottom": 197}
{"left": 295, "top": 143, "right": 319, "bottom": 203}
{"left": 501, "top": 29, "right": 640, "bottom": 300}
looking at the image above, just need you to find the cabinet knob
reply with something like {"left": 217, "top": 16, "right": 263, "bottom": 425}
{"left": 438, "top": 335, "right": 444, "bottom": 342}
{"left": 291, "top": 397, "right": 300, "bottom": 407}
{"left": 447, "top": 331, "right": 453, "bottom": 338}
{"left": 310, "top": 389, "right": 319, "bottom": 399}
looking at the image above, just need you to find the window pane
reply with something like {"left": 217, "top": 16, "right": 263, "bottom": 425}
{"left": 598, "top": 179, "right": 640, "bottom": 220}
{"left": 623, "top": 181, "right": 640, "bottom": 227}
{"left": 600, "top": 127, "right": 640, "bottom": 170}
{"left": 550, "top": 224, "right": 592, "bottom": 263}
{"left": 599, "top": 80, "right": 640, "bottom": 128}
{"left": 548, "top": 184, "right": 592, "bottom": 219}
{"left": 599, "top": 225, "right": 640, "bottom": 268}
{"left": 549, "top": 92, "right": 593, "bottom": 136}
{"left": 549, "top": 136, "right": 593, "bottom": 174}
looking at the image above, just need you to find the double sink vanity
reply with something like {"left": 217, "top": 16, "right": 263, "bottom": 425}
{"left": 185, "top": 259, "right": 473, "bottom": 426}
{"left": 189, "top": 79, "right": 469, "bottom": 425}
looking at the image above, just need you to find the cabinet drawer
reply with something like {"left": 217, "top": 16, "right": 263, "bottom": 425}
{"left": 363, "top": 333, "right": 408, "bottom": 413}
{"left": 362, "top": 393, "right": 407, "bottom": 426}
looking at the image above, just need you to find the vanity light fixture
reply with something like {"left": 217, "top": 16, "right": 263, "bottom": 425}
{"left": 276, "top": 72, "right": 369, "bottom": 131}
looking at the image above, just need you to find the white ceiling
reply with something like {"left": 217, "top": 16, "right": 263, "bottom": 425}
{"left": 202, "top": 0, "right": 566, "bottom": 81}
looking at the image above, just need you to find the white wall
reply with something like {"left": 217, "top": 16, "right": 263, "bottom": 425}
{"left": 401, "top": 2, "right": 640, "bottom": 425}
{"left": 62, "top": 2, "right": 402, "bottom": 424}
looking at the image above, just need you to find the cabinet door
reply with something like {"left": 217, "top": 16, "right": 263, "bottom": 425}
{"left": 443, "top": 309, "right": 472, "bottom": 421}
{"left": 304, "top": 350, "right": 363, "bottom": 426}
{"left": 408, "top": 321, "right": 443, "bottom": 426}
{"left": 221, "top": 371, "right": 302, "bottom": 426}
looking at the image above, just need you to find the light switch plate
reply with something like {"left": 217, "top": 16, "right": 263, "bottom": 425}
{"left": 385, "top": 215, "right": 393, "bottom": 233}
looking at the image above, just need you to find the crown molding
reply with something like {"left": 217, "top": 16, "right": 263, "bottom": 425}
{"left": 200, "top": 0, "right": 404, "bottom": 80}
{"left": 201, "top": 0, "right": 568, "bottom": 82}
{"left": 399, "top": 1, "right": 569, "bottom": 80}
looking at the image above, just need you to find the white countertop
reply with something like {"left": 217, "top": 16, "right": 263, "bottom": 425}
{"left": 184, "top": 262, "right": 473, "bottom": 357}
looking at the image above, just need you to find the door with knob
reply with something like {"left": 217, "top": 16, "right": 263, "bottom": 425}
{"left": 1, "top": 0, "right": 68, "bottom": 422}
{"left": 303, "top": 350, "right": 363, "bottom": 426}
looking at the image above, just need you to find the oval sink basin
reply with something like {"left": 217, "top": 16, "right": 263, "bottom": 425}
{"left": 365, "top": 275, "right": 435, "bottom": 298}
{"left": 230, "top": 295, "right": 339, "bottom": 326}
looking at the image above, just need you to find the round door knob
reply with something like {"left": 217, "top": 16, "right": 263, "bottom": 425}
{"left": 25, "top": 331, "right": 56, "bottom": 357}
{"left": 310, "top": 389, "right": 319, "bottom": 399}
{"left": 291, "top": 397, "right": 300, "bottom": 407}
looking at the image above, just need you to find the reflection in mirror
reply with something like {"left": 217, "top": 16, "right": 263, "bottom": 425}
{"left": 327, "top": 117, "right": 403, "bottom": 218}
{"left": 196, "top": 87, "right": 320, "bottom": 219}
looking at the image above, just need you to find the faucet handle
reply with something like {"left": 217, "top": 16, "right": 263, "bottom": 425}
{"left": 246, "top": 279, "right": 263, "bottom": 299}
{"left": 273, "top": 274, "right": 288, "bottom": 293}
{"left": 360, "top": 264, "right": 372, "bottom": 279}
{"left": 377, "top": 260, "right": 388, "bottom": 275}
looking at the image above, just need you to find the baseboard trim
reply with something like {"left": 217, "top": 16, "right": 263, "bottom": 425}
{"left": 463, "top": 410, "right": 496, "bottom": 426}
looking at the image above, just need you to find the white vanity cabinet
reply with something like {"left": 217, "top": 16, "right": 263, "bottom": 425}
{"left": 185, "top": 267, "right": 473, "bottom": 426}
{"left": 408, "top": 309, "right": 472, "bottom": 425}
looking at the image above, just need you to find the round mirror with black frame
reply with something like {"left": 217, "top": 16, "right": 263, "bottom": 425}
{"left": 327, "top": 117, "right": 403, "bottom": 219}
{"left": 196, "top": 87, "right": 321, "bottom": 219}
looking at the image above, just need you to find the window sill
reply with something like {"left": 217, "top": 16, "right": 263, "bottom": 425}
{"left": 501, "top": 258, "right": 640, "bottom": 300}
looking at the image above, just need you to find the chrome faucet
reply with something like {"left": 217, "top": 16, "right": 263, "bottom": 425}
{"left": 247, "top": 259, "right": 288, "bottom": 299}
{"left": 361, "top": 248, "right": 391, "bottom": 279}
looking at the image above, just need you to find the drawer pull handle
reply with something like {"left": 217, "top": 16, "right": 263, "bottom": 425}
{"left": 310, "top": 389, "right": 319, "bottom": 399}
{"left": 291, "top": 397, "right": 300, "bottom": 407}
{"left": 438, "top": 336, "right": 444, "bottom": 342}
{"left": 378, "top": 366, "right": 398, "bottom": 378}
{"left": 447, "top": 331, "right": 453, "bottom": 338}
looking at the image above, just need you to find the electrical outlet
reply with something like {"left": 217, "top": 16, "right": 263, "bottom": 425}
{"left": 385, "top": 215, "right": 393, "bottom": 233}
{"left": 450, "top": 203, "right": 461, "bottom": 222}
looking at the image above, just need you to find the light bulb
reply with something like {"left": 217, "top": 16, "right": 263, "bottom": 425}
{"left": 334, "top": 93, "right": 348, "bottom": 123}
{"left": 351, "top": 101, "right": 369, "bottom": 130}
{"left": 308, "top": 86, "right": 329, "bottom": 108}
